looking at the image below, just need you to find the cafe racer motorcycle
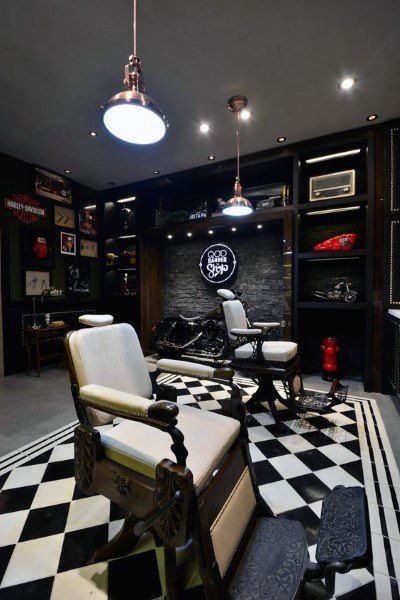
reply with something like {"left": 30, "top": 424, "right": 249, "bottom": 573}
{"left": 154, "top": 290, "right": 246, "bottom": 360}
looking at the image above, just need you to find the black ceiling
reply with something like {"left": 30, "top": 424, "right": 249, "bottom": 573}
{"left": 1, "top": 0, "right": 399, "bottom": 190}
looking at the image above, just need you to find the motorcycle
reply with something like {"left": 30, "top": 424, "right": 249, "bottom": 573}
{"left": 314, "top": 277, "right": 358, "bottom": 303}
{"left": 154, "top": 290, "right": 246, "bottom": 360}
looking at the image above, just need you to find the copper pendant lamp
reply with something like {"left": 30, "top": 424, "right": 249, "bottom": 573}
{"left": 102, "top": 0, "right": 168, "bottom": 145}
{"left": 222, "top": 95, "right": 253, "bottom": 216}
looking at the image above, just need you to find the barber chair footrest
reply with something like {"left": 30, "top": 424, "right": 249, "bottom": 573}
{"left": 230, "top": 517, "right": 309, "bottom": 600}
{"left": 316, "top": 486, "right": 370, "bottom": 571}
{"left": 295, "top": 384, "right": 348, "bottom": 414}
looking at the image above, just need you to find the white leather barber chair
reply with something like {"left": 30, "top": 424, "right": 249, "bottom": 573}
{"left": 219, "top": 290, "right": 348, "bottom": 422}
{"left": 65, "top": 323, "right": 369, "bottom": 600}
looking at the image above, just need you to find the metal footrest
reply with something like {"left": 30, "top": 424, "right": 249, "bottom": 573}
{"left": 230, "top": 517, "right": 309, "bottom": 600}
{"left": 295, "top": 384, "right": 348, "bottom": 414}
{"left": 316, "top": 486, "right": 371, "bottom": 570}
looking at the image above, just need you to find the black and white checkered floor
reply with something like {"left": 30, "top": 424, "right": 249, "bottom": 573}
{"left": 0, "top": 374, "right": 399, "bottom": 599}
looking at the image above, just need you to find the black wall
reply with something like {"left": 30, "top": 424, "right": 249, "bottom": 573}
{"left": 162, "top": 221, "right": 284, "bottom": 323}
{"left": 0, "top": 152, "right": 102, "bottom": 375}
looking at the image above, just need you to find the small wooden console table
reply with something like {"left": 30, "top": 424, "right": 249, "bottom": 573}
{"left": 24, "top": 325, "right": 69, "bottom": 378}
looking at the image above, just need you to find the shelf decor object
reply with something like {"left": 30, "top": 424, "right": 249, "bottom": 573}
{"left": 102, "top": 0, "right": 168, "bottom": 144}
{"left": 222, "top": 95, "right": 253, "bottom": 216}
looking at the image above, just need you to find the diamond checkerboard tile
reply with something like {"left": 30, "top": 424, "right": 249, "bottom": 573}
{"left": 0, "top": 373, "right": 399, "bottom": 599}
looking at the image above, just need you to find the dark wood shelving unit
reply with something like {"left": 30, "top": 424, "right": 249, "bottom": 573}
{"left": 99, "top": 122, "right": 388, "bottom": 390}
{"left": 298, "top": 250, "right": 367, "bottom": 260}
{"left": 146, "top": 206, "right": 289, "bottom": 238}
{"left": 297, "top": 194, "right": 368, "bottom": 212}
{"left": 297, "top": 302, "right": 367, "bottom": 310}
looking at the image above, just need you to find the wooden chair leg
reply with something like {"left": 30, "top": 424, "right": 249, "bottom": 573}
{"left": 88, "top": 513, "right": 140, "bottom": 564}
{"left": 164, "top": 546, "right": 179, "bottom": 600}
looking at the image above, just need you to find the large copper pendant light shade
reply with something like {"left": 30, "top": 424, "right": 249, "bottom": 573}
{"left": 102, "top": 0, "right": 168, "bottom": 144}
{"left": 222, "top": 95, "right": 253, "bottom": 216}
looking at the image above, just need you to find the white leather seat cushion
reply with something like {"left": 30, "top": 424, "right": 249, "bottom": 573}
{"left": 100, "top": 405, "right": 240, "bottom": 494}
{"left": 235, "top": 341, "right": 298, "bottom": 362}
{"left": 79, "top": 314, "right": 114, "bottom": 326}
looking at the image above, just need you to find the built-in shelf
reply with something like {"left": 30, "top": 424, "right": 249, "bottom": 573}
{"left": 297, "top": 194, "right": 368, "bottom": 212}
{"left": 106, "top": 267, "right": 137, "bottom": 271}
{"left": 297, "top": 301, "right": 366, "bottom": 310}
{"left": 298, "top": 250, "right": 367, "bottom": 260}
{"left": 147, "top": 206, "right": 290, "bottom": 236}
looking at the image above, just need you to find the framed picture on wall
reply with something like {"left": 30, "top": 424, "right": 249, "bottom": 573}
{"left": 65, "top": 261, "right": 90, "bottom": 296}
{"left": 60, "top": 231, "right": 76, "bottom": 256}
{"left": 35, "top": 167, "right": 72, "bottom": 204}
{"left": 21, "top": 228, "right": 54, "bottom": 268}
{"left": 79, "top": 209, "right": 98, "bottom": 237}
{"left": 80, "top": 238, "right": 98, "bottom": 258}
{"left": 54, "top": 205, "right": 75, "bottom": 229}
{"left": 24, "top": 270, "right": 51, "bottom": 296}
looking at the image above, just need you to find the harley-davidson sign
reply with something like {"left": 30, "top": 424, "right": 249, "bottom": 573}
{"left": 199, "top": 243, "right": 238, "bottom": 285}
{"left": 4, "top": 195, "right": 47, "bottom": 224}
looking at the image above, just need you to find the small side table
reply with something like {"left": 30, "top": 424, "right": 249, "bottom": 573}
{"left": 23, "top": 325, "right": 69, "bottom": 378}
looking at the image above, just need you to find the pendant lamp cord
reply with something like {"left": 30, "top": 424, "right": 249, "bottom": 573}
{"left": 236, "top": 113, "right": 240, "bottom": 181}
{"left": 133, "top": 0, "right": 138, "bottom": 58}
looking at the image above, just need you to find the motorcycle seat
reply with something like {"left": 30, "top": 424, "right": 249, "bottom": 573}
{"left": 179, "top": 314, "right": 202, "bottom": 322}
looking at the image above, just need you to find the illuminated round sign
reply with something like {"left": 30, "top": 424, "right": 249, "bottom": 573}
{"left": 199, "top": 243, "right": 238, "bottom": 285}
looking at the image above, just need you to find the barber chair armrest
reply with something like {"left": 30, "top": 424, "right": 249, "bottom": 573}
{"left": 230, "top": 328, "right": 262, "bottom": 336}
{"left": 157, "top": 358, "right": 233, "bottom": 383}
{"left": 79, "top": 384, "right": 178, "bottom": 426}
{"left": 252, "top": 321, "right": 282, "bottom": 329}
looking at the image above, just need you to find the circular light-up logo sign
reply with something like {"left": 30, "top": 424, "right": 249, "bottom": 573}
{"left": 199, "top": 243, "right": 238, "bottom": 285}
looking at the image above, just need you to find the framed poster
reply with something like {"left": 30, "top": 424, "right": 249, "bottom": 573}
{"left": 79, "top": 209, "right": 98, "bottom": 237}
{"left": 54, "top": 205, "right": 75, "bottom": 229}
{"left": 60, "top": 231, "right": 76, "bottom": 256}
{"left": 24, "top": 270, "right": 51, "bottom": 296}
{"left": 21, "top": 228, "right": 54, "bottom": 268}
{"left": 35, "top": 167, "right": 72, "bottom": 204}
{"left": 80, "top": 238, "right": 98, "bottom": 258}
{"left": 65, "top": 261, "right": 90, "bottom": 296}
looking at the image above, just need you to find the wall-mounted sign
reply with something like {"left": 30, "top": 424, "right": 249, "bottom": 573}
{"left": 54, "top": 205, "right": 75, "bottom": 229}
{"left": 80, "top": 238, "right": 98, "bottom": 258}
{"left": 4, "top": 195, "right": 46, "bottom": 224}
{"left": 35, "top": 167, "right": 72, "bottom": 204}
{"left": 199, "top": 243, "right": 238, "bottom": 285}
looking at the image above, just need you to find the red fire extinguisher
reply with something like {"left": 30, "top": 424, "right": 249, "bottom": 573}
{"left": 321, "top": 337, "right": 340, "bottom": 381}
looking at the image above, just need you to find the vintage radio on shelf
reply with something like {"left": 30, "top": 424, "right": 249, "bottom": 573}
{"left": 309, "top": 170, "right": 355, "bottom": 201}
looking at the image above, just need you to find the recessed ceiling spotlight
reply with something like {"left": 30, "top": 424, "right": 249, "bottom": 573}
{"left": 240, "top": 108, "right": 251, "bottom": 121}
{"left": 108, "top": 181, "right": 115, "bottom": 186}
{"left": 231, "top": 226, "right": 237, "bottom": 232}
{"left": 208, "top": 229, "right": 213, "bottom": 235}
{"left": 64, "top": 169, "right": 71, "bottom": 174}
{"left": 153, "top": 170, "right": 160, "bottom": 174}
{"left": 367, "top": 113, "right": 378, "bottom": 121}
{"left": 339, "top": 77, "right": 356, "bottom": 91}
{"left": 208, "top": 154, "right": 216, "bottom": 161}
{"left": 89, "top": 131, "right": 97, "bottom": 137}
{"left": 257, "top": 224, "right": 263, "bottom": 229}
{"left": 277, "top": 136, "right": 286, "bottom": 143}
{"left": 167, "top": 234, "right": 173, "bottom": 239}
{"left": 187, "top": 232, "right": 192, "bottom": 237}
{"left": 199, "top": 123, "right": 210, "bottom": 133}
